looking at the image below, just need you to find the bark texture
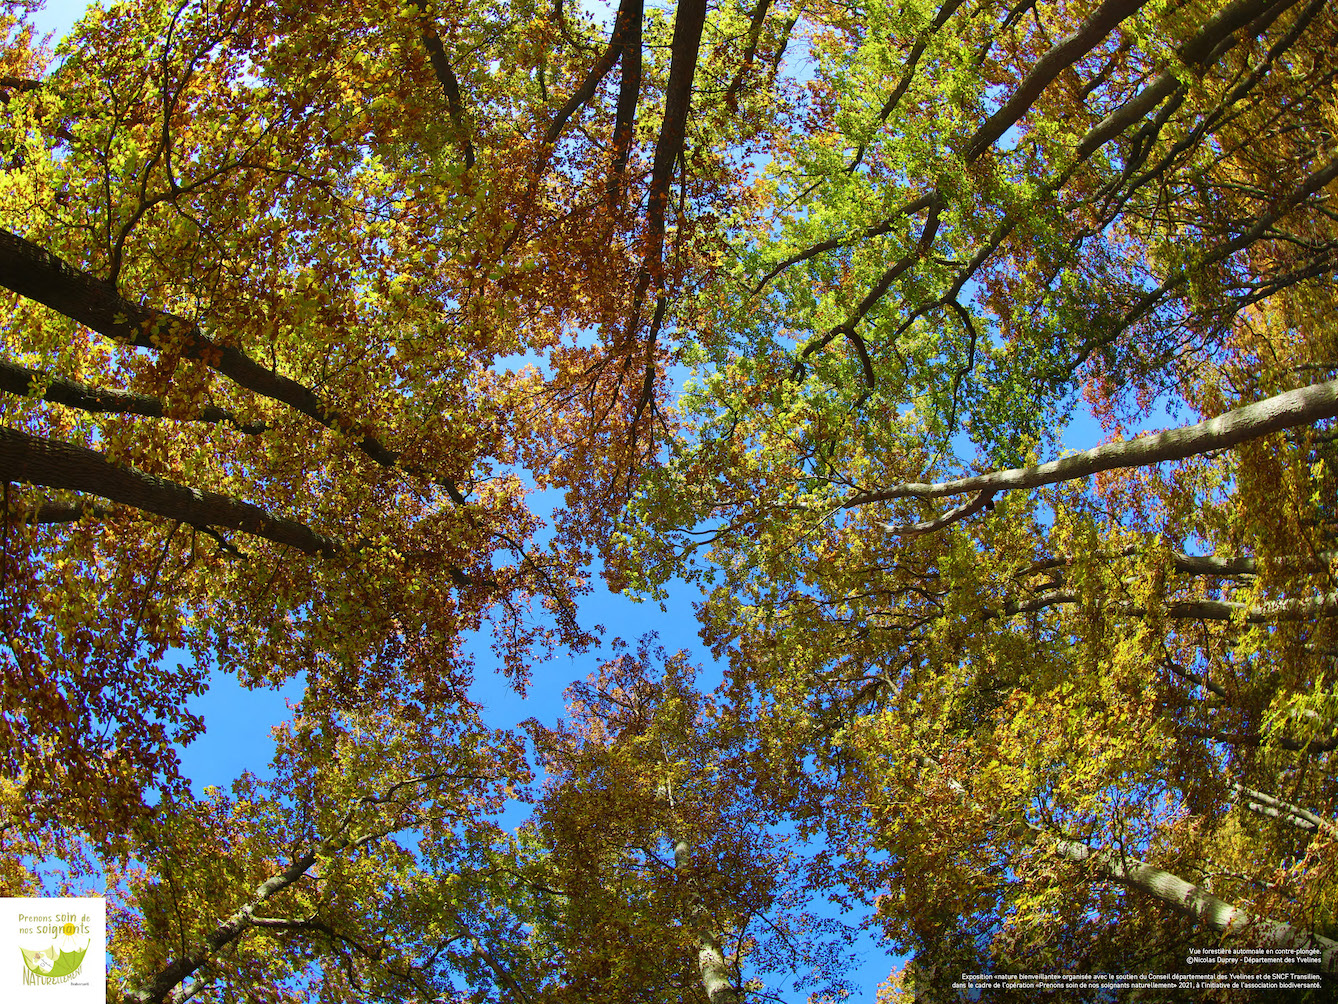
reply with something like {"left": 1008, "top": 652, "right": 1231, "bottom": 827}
{"left": 0, "top": 425, "right": 338, "bottom": 556}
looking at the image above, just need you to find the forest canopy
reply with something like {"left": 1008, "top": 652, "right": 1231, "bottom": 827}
{"left": 1, "top": 0, "right": 1337, "bottom": 1000}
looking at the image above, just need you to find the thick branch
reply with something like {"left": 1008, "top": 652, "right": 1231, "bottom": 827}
{"left": 0, "top": 76, "right": 41, "bottom": 96}
{"left": 1232, "top": 783, "right": 1334, "bottom": 834}
{"left": 964, "top": 0, "right": 1152, "bottom": 162}
{"left": 545, "top": 0, "right": 639, "bottom": 144}
{"left": 126, "top": 777, "right": 434, "bottom": 1004}
{"left": 1026, "top": 547, "right": 1336, "bottom": 578}
{"left": 923, "top": 758, "right": 1338, "bottom": 973}
{"left": 1165, "top": 593, "right": 1338, "bottom": 622}
{"left": 0, "top": 425, "right": 338, "bottom": 556}
{"left": 419, "top": 20, "right": 476, "bottom": 170}
{"left": 998, "top": 588, "right": 1338, "bottom": 623}
{"left": 644, "top": 0, "right": 707, "bottom": 267}
{"left": 887, "top": 489, "right": 995, "bottom": 536}
{"left": 1053, "top": 835, "right": 1338, "bottom": 973}
{"left": 2, "top": 497, "right": 113, "bottom": 524}
{"left": 125, "top": 848, "right": 321, "bottom": 1004}
{"left": 1076, "top": 0, "right": 1306, "bottom": 160}
{"left": 607, "top": 0, "right": 644, "bottom": 198}
{"left": 0, "top": 356, "right": 264, "bottom": 432}
{"left": 0, "top": 227, "right": 466, "bottom": 502}
{"left": 722, "top": 0, "right": 774, "bottom": 111}
{"left": 849, "top": 378, "right": 1338, "bottom": 507}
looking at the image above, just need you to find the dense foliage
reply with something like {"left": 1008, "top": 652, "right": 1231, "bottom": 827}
{"left": 2, "top": 0, "right": 1336, "bottom": 1000}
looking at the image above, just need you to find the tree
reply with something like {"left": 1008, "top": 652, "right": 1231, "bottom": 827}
{"left": 3, "top": 0, "right": 1337, "bottom": 1000}
{"left": 615, "top": 0, "right": 1338, "bottom": 994}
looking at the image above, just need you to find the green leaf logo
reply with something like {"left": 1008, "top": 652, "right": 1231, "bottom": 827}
{"left": 20, "top": 941, "right": 88, "bottom": 978}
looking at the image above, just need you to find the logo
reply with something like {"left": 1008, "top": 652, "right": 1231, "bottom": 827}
{"left": 2, "top": 898, "right": 105, "bottom": 1001}
{"left": 19, "top": 918, "right": 91, "bottom": 985}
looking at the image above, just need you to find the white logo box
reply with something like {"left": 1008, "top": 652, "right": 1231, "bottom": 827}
{"left": 0, "top": 898, "right": 105, "bottom": 1002}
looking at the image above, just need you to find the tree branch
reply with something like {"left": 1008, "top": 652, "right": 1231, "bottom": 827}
{"left": 1182, "top": 727, "right": 1338, "bottom": 754}
{"left": 125, "top": 777, "right": 440, "bottom": 1004}
{"left": 847, "top": 0, "right": 967, "bottom": 172}
{"left": 1232, "top": 783, "right": 1335, "bottom": 834}
{"left": 1076, "top": 0, "right": 1307, "bottom": 160}
{"left": 125, "top": 847, "right": 322, "bottom": 1004}
{"left": 848, "top": 378, "right": 1338, "bottom": 508}
{"left": 442, "top": 905, "right": 535, "bottom": 1004}
{"left": 607, "top": 0, "right": 644, "bottom": 201}
{"left": 997, "top": 588, "right": 1338, "bottom": 623}
{"left": 2, "top": 497, "right": 113, "bottom": 524}
{"left": 922, "top": 758, "right": 1338, "bottom": 974}
{"left": 0, "top": 356, "right": 265, "bottom": 433}
{"left": 0, "top": 425, "right": 339, "bottom": 556}
{"left": 751, "top": 192, "right": 937, "bottom": 294}
{"left": 544, "top": 0, "right": 640, "bottom": 144}
{"left": 885, "top": 489, "right": 995, "bottom": 536}
{"left": 964, "top": 0, "right": 1153, "bottom": 162}
{"left": 722, "top": 0, "right": 774, "bottom": 112}
{"left": 418, "top": 14, "right": 475, "bottom": 170}
{"left": 1052, "top": 833, "right": 1338, "bottom": 973}
{"left": 0, "top": 76, "right": 41, "bottom": 96}
{"left": 644, "top": 0, "right": 707, "bottom": 268}
{"left": 0, "top": 227, "right": 468, "bottom": 503}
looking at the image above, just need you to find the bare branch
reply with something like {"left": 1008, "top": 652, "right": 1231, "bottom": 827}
{"left": 848, "top": 378, "right": 1338, "bottom": 508}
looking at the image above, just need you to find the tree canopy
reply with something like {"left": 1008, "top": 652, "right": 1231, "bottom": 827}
{"left": 2, "top": 0, "right": 1336, "bottom": 1000}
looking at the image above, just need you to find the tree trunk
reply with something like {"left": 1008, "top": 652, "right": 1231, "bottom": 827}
{"left": 673, "top": 837, "right": 743, "bottom": 1004}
